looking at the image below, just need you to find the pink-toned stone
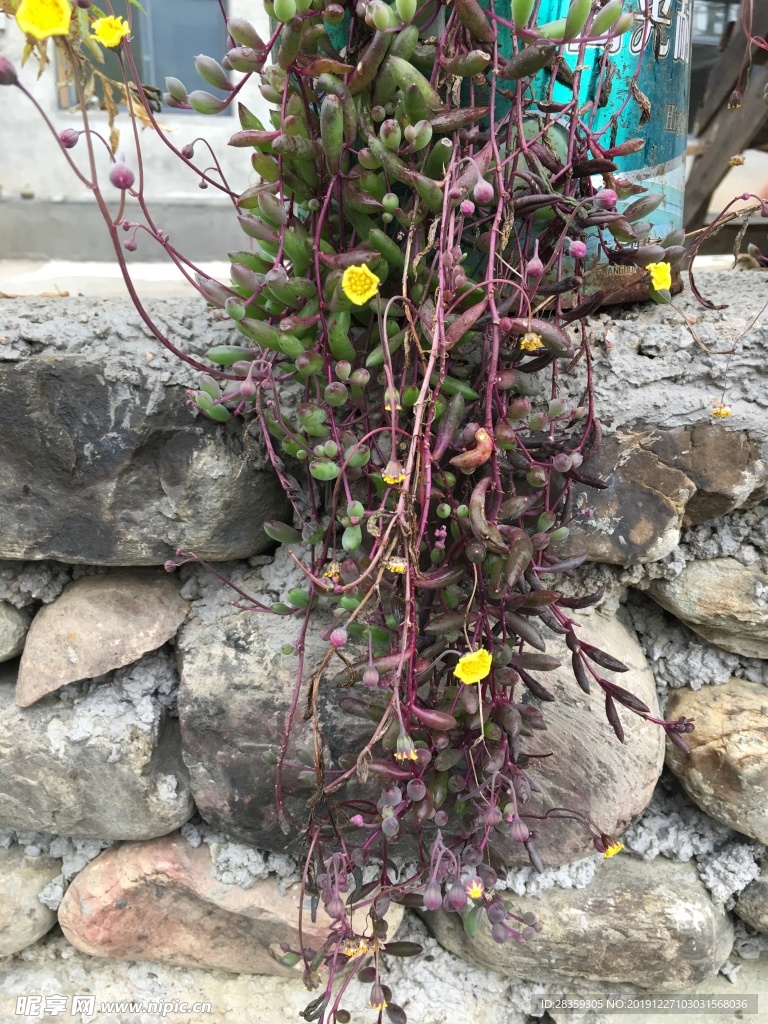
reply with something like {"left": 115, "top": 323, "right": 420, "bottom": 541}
{"left": 17, "top": 570, "right": 188, "bottom": 707}
{"left": 58, "top": 833, "right": 401, "bottom": 975}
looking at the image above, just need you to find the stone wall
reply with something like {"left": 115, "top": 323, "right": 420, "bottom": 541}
{"left": 0, "top": 274, "right": 767, "bottom": 1023}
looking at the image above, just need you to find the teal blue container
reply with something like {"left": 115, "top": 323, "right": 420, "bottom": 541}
{"left": 529, "top": 0, "right": 692, "bottom": 243}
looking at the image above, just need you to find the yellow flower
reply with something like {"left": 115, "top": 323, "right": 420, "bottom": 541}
{"left": 395, "top": 732, "right": 418, "bottom": 761}
{"left": 454, "top": 648, "right": 492, "bottom": 685}
{"left": 520, "top": 332, "right": 543, "bottom": 352}
{"left": 341, "top": 264, "right": 380, "bottom": 306}
{"left": 464, "top": 876, "right": 484, "bottom": 899}
{"left": 384, "top": 558, "right": 407, "bottom": 574}
{"left": 729, "top": 155, "right": 745, "bottom": 167}
{"left": 322, "top": 560, "right": 341, "bottom": 580}
{"left": 91, "top": 14, "right": 130, "bottom": 47}
{"left": 381, "top": 459, "right": 406, "bottom": 486}
{"left": 711, "top": 403, "right": 733, "bottom": 419}
{"left": 15, "top": 0, "right": 71, "bottom": 40}
{"left": 603, "top": 840, "right": 624, "bottom": 858}
{"left": 647, "top": 261, "right": 672, "bottom": 292}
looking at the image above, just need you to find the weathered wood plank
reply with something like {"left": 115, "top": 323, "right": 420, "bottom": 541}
{"left": 684, "top": 63, "right": 768, "bottom": 229}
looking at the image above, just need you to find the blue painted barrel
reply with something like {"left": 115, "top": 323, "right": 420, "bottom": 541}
{"left": 497, "top": 0, "right": 694, "bottom": 299}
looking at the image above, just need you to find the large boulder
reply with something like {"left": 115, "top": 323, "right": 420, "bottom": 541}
{"left": 0, "top": 305, "right": 289, "bottom": 564}
{"left": 665, "top": 678, "right": 768, "bottom": 843}
{"left": 649, "top": 558, "right": 768, "bottom": 659}
{"left": 0, "top": 845, "right": 60, "bottom": 957}
{"left": 423, "top": 856, "right": 733, "bottom": 989}
{"left": 0, "top": 659, "right": 193, "bottom": 839}
{"left": 16, "top": 570, "right": 189, "bottom": 706}
{"left": 58, "top": 833, "right": 402, "bottom": 975}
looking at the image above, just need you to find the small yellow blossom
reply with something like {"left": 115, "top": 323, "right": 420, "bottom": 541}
{"left": 647, "top": 261, "right": 672, "bottom": 292}
{"left": 382, "top": 459, "right": 406, "bottom": 486}
{"left": 520, "top": 332, "right": 543, "bottom": 352}
{"left": 465, "top": 876, "right": 484, "bottom": 899}
{"left": 91, "top": 14, "right": 130, "bottom": 48}
{"left": 342, "top": 937, "right": 370, "bottom": 957}
{"left": 711, "top": 402, "right": 733, "bottom": 419}
{"left": 603, "top": 840, "right": 624, "bottom": 858}
{"left": 341, "top": 264, "right": 380, "bottom": 306}
{"left": 729, "top": 155, "right": 745, "bottom": 167}
{"left": 454, "top": 648, "right": 492, "bottom": 685}
{"left": 395, "top": 731, "right": 418, "bottom": 761}
{"left": 322, "top": 560, "right": 341, "bottom": 580}
{"left": 384, "top": 558, "right": 408, "bottom": 574}
{"left": 15, "top": 0, "right": 71, "bottom": 40}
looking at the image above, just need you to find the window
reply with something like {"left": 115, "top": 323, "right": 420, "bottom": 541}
{"left": 60, "top": 0, "right": 230, "bottom": 113}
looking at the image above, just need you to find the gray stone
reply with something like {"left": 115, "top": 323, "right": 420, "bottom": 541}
{"left": 665, "top": 678, "right": 768, "bottom": 844}
{"left": 650, "top": 558, "right": 768, "bottom": 659}
{"left": 176, "top": 602, "right": 349, "bottom": 853}
{"left": 0, "top": 338, "right": 289, "bottom": 565}
{"left": 547, "top": 952, "right": 768, "bottom": 1024}
{"left": 16, "top": 570, "right": 189, "bottom": 707}
{"left": 0, "top": 845, "right": 59, "bottom": 957}
{"left": 735, "top": 873, "right": 768, "bottom": 933}
{"left": 0, "top": 601, "right": 27, "bottom": 662}
{"left": 423, "top": 857, "right": 734, "bottom": 989}
{"left": 0, "top": 663, "right": 193, "bottom": 839}
{"left": 560, "top": 272, "right": 768, "bottom": 444}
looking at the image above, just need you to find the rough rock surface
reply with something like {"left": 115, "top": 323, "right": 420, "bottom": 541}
{"left": 562, "top": 429, "right": 696, "bottom": 565}
{"left": 177, "top": 593, "right": 355, "bottom": 853}
{"left": 58, "top": 832, "right": 402, "bottom": 975}
{"left": 649, "top": 558, "right": 768, "bottom": 658}
{"left": 0, "top": 297, "right": 290, "bottom": 564}
{"left": 0, "top": 600, "right": 27, "bottom": 662}
{"left": 0, "top": 661, "right": 192, "bottom": 839}
{"left": 0, "top": 845, "right": 60, "bottom": 957}
{"left": 562, "top": 425, "right": 767, "bottom": 566}
{"left": 665, "top": 678, "right": 768, "bottom": 843}
{"left": 423, "top": 856, "right": 733, "bottom": 989}
{"left": 560, "top": 272, "right": 768, "bottom": 443}
{"left": 736, "top": 872, "right": 768, "bottom": 933}
{"left": 646, "top": 424, "right": 767, "bottom": 526}
{"left": 16, "top": 570, "right": 189, "bottom": 706}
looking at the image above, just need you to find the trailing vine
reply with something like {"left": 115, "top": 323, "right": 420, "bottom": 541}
{"left": 2, "top": 0, "right": 738, "bottom": 1020}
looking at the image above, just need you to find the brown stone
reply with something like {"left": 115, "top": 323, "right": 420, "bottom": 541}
{"left": 735, "top": 872, "right": 768, "bottom": 933}
{"left": 58, "top": 833, "right": 402, "bottom": 975}
{"left": 665, "top": 678, "right": 768, "bottom": 843}
{"left": 560, "top": 424, "right": 768, "bottom": 566}
{"left": 422, "top": 857, "right": 733, "bottom": 989}
{"left": 495, "top": 610, "right": 665, "bottom": 867}
{"left": 16, "top": 570, "right": 189, "bottom": 706}
{"left": 649, "top": 558, "right": 768, "bottom": 659}
{"left": 561, "top": 430, "right": 696, "bottom": 565}
{"left": 643, "top": 424, "right": 767, "bottom": 526}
